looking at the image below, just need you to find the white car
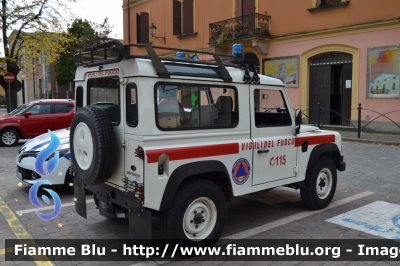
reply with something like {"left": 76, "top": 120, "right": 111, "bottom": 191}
{"left": 15, "top": 128, "right": 74, "bottom": 193}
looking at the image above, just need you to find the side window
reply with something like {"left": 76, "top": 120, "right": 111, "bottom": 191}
{"left": 54, "top": 104, "right": 74, "bottom": 113}
{"left": 155, "top": 83, "right": 237, "bottom": 130}
{"left": 87, "top": 77, "right": 120, "bottom": 125}
{"left": 29, "top": 104, "right": 51, "bottom": 115}
{"left": 126, "top": 84, "right": 138, "bottom": 127}
{"left": 254, "top": 89, "right": 292, "bottom": 127}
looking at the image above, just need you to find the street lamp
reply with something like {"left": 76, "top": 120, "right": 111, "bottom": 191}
{"left": 149, "top": 23, "right": 166, "bottom": 44}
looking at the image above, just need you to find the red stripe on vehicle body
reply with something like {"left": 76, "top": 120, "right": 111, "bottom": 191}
{"left": 295, "top": 134, "right": 335, "bottom": 147}
{"left": 146, "top": 143, "right": 239, "bottom": 163}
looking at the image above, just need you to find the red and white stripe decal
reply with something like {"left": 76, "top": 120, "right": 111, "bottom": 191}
{"left": 295, "top": 134, "right": 335, "bottom": 147}
{"left": 146, "top": 143, "right": 239, "bottom": 163}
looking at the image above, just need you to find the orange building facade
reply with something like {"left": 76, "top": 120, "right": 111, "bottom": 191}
{"left": 122, "top": 0, "right": 400, "bottom": 133}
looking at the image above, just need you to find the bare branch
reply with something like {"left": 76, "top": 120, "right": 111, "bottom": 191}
{"left": 10, "top": 0, "right": 47, "bottom": 58}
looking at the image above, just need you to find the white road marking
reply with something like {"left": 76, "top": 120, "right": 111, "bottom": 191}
{"left": 131, "top": 191, "right": 374, "bottom": 265}
{"left": 326, "top": 200, "right": 400, "bottom": 239}
{"left": 224, "top": 191, "right": 374, "bottom": 239}
{"left": 15, "top": 199, "right": 94, "bottom": 215}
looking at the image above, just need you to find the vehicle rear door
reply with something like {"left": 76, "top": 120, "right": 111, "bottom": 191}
{"left": 123, "top": 82, "right": 144, "bottom": 189}
{"left": 250, "top": 86, "right": 297, "bottom": 186}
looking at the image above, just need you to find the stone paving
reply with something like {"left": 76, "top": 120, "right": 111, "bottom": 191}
{"left": 0, "top": 138, "right": 400, "bottom": 265}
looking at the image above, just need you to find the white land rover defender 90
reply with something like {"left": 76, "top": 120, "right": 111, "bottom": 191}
{"left": 71, "top": 40, "right": 346, "bottom": 246}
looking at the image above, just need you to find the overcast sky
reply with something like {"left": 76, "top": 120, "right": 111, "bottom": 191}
{"left": 70, "top": 1, "right": 123, "bottom": 39}
{"left": 0, "top": 1, "right": 124, "bottom": 57}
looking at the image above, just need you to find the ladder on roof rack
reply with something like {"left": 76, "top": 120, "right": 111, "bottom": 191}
{"left": 128, "top": 43, "right": 235, "bottom": 82}
{"left": 75, "top": 40, "right": 260, "bottom": 84}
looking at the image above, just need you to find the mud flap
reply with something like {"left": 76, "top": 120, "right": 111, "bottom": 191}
{"left": 74, "top": 183, "right": 87, "bottom": 219}
{"left": 129, "top": 207, "right": 152, "bottom": 239}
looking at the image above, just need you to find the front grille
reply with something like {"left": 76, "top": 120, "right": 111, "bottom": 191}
{"left": 17, "top": 166, "right": 41, "bottom": 180}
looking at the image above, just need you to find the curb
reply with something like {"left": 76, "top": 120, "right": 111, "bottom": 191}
{"left": 343, "top": 137, "right": 400, "bottom": 146}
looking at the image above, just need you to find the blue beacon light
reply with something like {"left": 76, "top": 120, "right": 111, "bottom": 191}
{"left": 232, "top": 43, "right": 243, "bottom": 58}
{"left": 176, "top": 51, "right": 185, "bottom": 59}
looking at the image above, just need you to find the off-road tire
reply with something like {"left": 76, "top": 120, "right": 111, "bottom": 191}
{"left": 160, "top": 179, "right": 226, "bottom": 247}
{"left": 1, "top": 129, "right": 19, "bottom": 146}
{"left": 301, "top": 157, "right": 337, "bottom": 210}
{"left": 70, "top": 106, "right": 116, "bottom": 185}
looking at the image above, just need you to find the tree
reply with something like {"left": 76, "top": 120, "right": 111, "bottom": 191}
{"left": 55, "top": 18, "right": 114, "bottom": 86}
{"left": 1, "top": 0, "right": 75, "bottom": 112}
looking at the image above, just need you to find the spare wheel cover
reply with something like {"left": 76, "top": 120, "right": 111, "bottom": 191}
{"left": 70, "top": 106, "right": 116, "bottom": 185}
{"left": 73, "top": 122, "right": 94, "bottom": 170}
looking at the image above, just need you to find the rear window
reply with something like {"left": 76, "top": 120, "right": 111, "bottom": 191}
{"left": 126, "top": 83, "right": 138, "bottom": 127}
{"left": 87, "top": 77, "right": 120, "bottom": 125}
{"left": 155, "top": 83, "right": 238, "bottom": 130}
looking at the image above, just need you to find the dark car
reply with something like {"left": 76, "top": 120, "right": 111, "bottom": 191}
{"left": 0, "top": 99, "right": 75, "bottom": 146}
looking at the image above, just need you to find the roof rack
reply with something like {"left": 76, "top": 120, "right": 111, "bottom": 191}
{"left": 75, "top": 40, "right": 260, "bottom": 84}
{"left": 75, "top": 40, "right": 124, "bottom": 68}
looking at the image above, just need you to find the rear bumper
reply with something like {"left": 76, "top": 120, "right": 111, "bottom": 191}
{"left": 336, "top": 155, "right": 346, "bottom": 172}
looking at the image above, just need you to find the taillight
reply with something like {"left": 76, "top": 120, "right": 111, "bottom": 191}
{"left": 135, "top": 146, "right": 144, "bottom": 160}
{"left": 136, "top": 184, "right": 144, "bottom": 201}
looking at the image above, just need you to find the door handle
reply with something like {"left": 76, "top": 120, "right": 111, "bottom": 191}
{"left": 257, "top": 150, "right": 269, "bottom": 154}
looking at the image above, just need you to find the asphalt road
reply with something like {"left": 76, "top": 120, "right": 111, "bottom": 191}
{"left": 0, "top": 141, "right": 400, "bottom": 266}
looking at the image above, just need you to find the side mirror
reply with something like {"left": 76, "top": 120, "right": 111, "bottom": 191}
{"left": 24, "top": 112, "right": 31, "bottom": 118}
{"left": 295, "top": 109, "right": 302, "bottom": 135}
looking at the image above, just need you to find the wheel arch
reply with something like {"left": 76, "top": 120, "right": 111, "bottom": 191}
{"left": 159, "top": 160, "right": 232, "bottom": 211}
{"left": 0, "top": 126, "right": 22, "bottom": 138}
{"left": 305, "top": 143, "right": 340, "bottom": 180}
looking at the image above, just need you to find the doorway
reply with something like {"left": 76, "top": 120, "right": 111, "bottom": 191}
{"left": 309, "top": 52, "right": 352, "bottom": 126}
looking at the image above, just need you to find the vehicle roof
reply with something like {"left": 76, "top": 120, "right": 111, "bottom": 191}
{"left": 29, "top": 99, "right": 75, "bottom": 104}
{"left": 76, "top": 58, "right": 284, "bottom": 87}
{"left": 74, "top": 41, "right": 284, "bottom": 87}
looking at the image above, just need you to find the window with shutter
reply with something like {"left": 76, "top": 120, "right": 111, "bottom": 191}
{"left": 136, "top": 13, "right": 141, "bottom": 43}
{"left": 136, "top": 12, "right": 150, "bottom": 44}
{"left": 310, "top": 0, "right": 348, "bottom": 12}
{"left": 139, "top": 12, "right": 149, "bottom": 43}
{"left": 183, "top": 0, "right": 194, "bottom": 34}
{"left": 317, "top": 0, "right": 342, "bottom": 6}
{"left": 325, "top": 0, "right": 342, "bottom": 3}
{"left": 173, "top": 0, "right": 182, "bottom": 35}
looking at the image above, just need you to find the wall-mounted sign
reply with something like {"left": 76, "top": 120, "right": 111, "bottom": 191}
{"left": 346, "top": 80, "right": 351, "bottom": 89}
{"left": 367, "top": 46, "right": 400, "bottom": 98}
{"left": 263, "top": 56, "right": 299, "bottom": 88}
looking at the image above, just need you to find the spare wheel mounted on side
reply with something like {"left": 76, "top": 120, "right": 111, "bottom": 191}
{"left": 70, "top": 106, "right": 116, "bottom": 185}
